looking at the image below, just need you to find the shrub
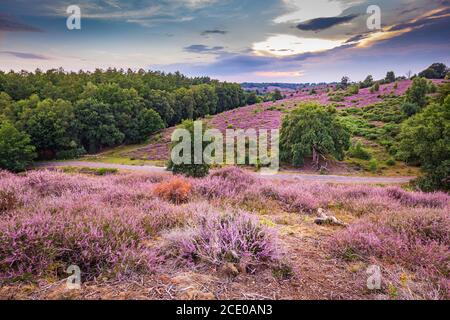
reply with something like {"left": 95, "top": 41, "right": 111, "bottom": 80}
{"left": 154, "top": 177, "right": 192, "bottom": 204}
{"left": 386, "top": 158, "right": 396, "bottom": 166}
{"left": 95, "top": 168, "right": 118, "bottom": 176}
{"left": 0, "top": 121, "right": 36, "bottom": 172}
{"left": 55, "top": 147, "right": 86, "bottom": 160}
{"left": 347, "top": 84, "right": 359, "bottom": 95}
{"left": 348, "top": 142, "right": 372, "bottom": 160}
{"left": 401, "top": 102, "right": 420, "bottom": 117}
{"left": 369, "top": 159, "right": 378, "bottom": 172}
{"left": 0, "top": 204, "right": 159, "bottom": 281}
{"left": 161, "top": 209, "right": 280, "bottom": 267}
{"left": 331, "top": 207, "right": 449, "bottom": 299}
{"left": 370, "top": 82, "right": 380, "bottom": 93}
{"left": 193, "top": 167, "right": 256, "bottom": 200}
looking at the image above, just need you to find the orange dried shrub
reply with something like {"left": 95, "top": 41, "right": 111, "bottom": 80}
{"left": 154, "top": 177, "right": 192, "bottom": 204}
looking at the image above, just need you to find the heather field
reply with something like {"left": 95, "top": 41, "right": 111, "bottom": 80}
{"left": 124, "top": 79, "right": 445, "bottom": 171}
{"left": 0, "top": 167, "right": 448, "bottom": 300}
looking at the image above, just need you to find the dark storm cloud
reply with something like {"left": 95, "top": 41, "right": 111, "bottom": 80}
{"left": 201, "top": 29, "right": 227, "bottom": 36}
{"left": 184, "top": 44, "right": 225, "bottom": 54}
{"left": 1, "top": 51, "right": 49, "bottom": 60}
{"left": 0, "top": 14, "right": 42, "bottom": 32}
{"left": 296, "top": 14, "right": 359, "bottom": 31}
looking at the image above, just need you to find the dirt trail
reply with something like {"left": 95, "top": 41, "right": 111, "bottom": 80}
{"left": 37, "top": 161, "right": 414, "bottom": 185}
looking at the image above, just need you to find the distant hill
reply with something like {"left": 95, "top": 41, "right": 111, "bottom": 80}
{"left": 241, "top": 82, "right": 330, "bottom": 93}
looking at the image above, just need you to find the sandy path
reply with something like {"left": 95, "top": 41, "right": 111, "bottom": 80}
{"left": 37, "top": 161, "right": 414, "bottom": 185}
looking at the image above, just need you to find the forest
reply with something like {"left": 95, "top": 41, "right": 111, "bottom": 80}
{"left": 0, "top": 69, "right": 246, "bottom": 165}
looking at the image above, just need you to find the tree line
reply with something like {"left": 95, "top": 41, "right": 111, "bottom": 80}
{"left": 0, "top": 68, "right": 246, "bottom": 171}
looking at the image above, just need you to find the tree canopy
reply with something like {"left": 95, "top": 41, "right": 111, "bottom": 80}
{"left": 280, "top": 103, "right": 351, "bottom": 169}
{"left": 397, "top": 96, "right": 450, "bottom": 191}
{"left": 0, "top": 68, "right": 246, "bottom": 170}
{"left": 0, "top": 121, "right": 36, "bottom": 172}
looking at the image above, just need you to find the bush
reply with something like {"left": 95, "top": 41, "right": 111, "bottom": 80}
{"left": 401, "top": 102, "right": 420, "bottom": 117}
{"left": 347, "top": 142, "right": 372, "bottom": 160}
{"left": 94, "top": 168, "right": 118, "bottom": 176}
{"left": 162, "top": 209, "right": 280, "bottom": 267}
{"left": 386, "top": 158, "right": 396, "bottom": 166}
{"left": 348, "top": 85, "right": 359, "bottom": 95}
{"left": 154, "top": 177, "right": 192, "bottom": 204}
{"left": 369, "top": 159, "right": 378, "bottom": 172}
{"left": 0, "top": 121, "right": 36, "bottom": 172}
{"left": 56, "top": 147, "right": 86, "bottom": 160}
{"left": 193, "top": 167, "right": 256, "bottom": 200}
{"left": 369, "top": 82, "right": 380, "bottom": 93}
{"left": 331, "top": 208, "right": 449, "bottom": 299}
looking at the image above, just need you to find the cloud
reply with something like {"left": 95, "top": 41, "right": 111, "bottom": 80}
{"left": 0, "top": 51, "right": 49, "bottom": 60}
{"left": 274, "top": 0, "right": 359, "bottom": 24}
{"left": 201, "top": 29, "right": 227, "bottom": 36}
{"left": 184, "top": 44, "right": 225, "bottom": 54}
{"left": 254, "top": 70, "right": 304, "bottom": 78}
{"left": 252, "top": 34, "right": 345, "bottom": 56}
{"left": 356, "top": 7, "right": 450, "bottom": 48}
{"left": 296, "top": 14, "right": 359, "bottom": 31}
{"left": 0, "top": 14, "right": 42, "bottom": 32}
{"left": 344, "top": 33, "right": 370, "bottom": 43}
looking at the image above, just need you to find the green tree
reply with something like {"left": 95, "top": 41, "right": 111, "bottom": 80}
{"left": 397, "top": 96, "right": 450, "bottom": 191}
{"left": 0, "top": 121, "right": 36, "bottom": 172}
{"left": 246, "top": 92, "right": 259, "bottom": 105}
{"left": 272, "top": 89, "right": 283, "bottom": 101}
{"left": 192, "top": 84, "right": 218, "bottom": 119}
{"left": 280, "top": 103, "right": 350, "bottom": 169}
{"left": 143, "top": 89, "right": 175, "bottom": 126}
{"left": 167, "top": 120, "right": 210, "bottom": 178}
{"left": 404, "top": 77, "right": 428, "bottom": 108}
{"left": 385, "top": 71, "right": 396, "bottom": 84}
{"left": 339, "top": 76, "right": 350, "bottom": 90}
{"left": 172, "top": 87, "right": 195, "bottom": 123}
{"left": 134, "top": 108, "right": 164, "bottom": 142}
{"left": 419, "top": 63, "right": 448, "bottom": 79}
{"left": 360, "top": 75, "right": 374, "bottom": 89}
{"left": 74, "top": 98, "right": 124, "bottom": 153}
{"left": 19, "top": 98, "right": 75, "bottom": 159}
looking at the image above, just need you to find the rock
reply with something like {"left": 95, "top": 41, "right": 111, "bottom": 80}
{"left": 315, "top": 208, "right": 347, "bottom": 227}
{"left": 221, "top": 263, "right": 240, "bottom": 277}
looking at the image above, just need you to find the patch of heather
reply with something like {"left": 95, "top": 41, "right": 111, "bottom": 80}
{"left": 0, "top": 170, "right": 281, "bottom": 282}
{"left": 0, "top": 202, "right": 159, "bottom": 282}
{"left": 1, "top": 168, "right": 448, "bottom": 297}
{"left": 161, "top": 205, "right": 280, "bottom": 267}
{"left": 192, "top": 167, "right": 256, "bottom": 200}
{"left": 331, "top": 207, "right": 450, "bottom": 299}
{"left": 192, "top": 168, "right": 448, "bottom": 214}
{"left": 260, "top": 184, "right": 320, "bottom": 214}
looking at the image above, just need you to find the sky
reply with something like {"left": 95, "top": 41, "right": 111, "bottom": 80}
{"left": 0, "top": 0, "right": 449, "bottom": 83}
